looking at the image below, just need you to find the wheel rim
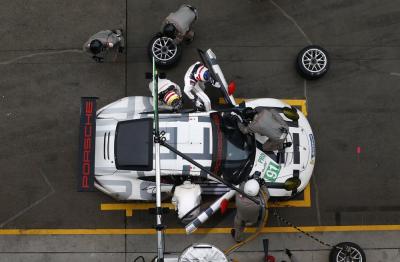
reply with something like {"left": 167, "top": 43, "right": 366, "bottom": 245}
{"left": 301, "top": 48, "right": 327, "bottom": 73}
{"left": 152, "top": 37, "right": 177, "bottom": 61}
{"left": 336, "top": 246, "right": 363, "bottom": 262}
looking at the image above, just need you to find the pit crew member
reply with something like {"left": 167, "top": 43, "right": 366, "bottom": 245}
{"left": 161, "top": 4, "right": 197, "bottom": 44}
{"left": 148, "top": 78, "right": 183, "bottom": 111}
{"left": 83, "top": 29, "right": 125, "bottom": 63}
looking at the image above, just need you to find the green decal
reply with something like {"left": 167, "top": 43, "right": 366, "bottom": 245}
{"left": 263, "top": 161, "right": 281, "bottom": 182}
{"left": 257, "top": 153, "right": 266, "bottom": 164}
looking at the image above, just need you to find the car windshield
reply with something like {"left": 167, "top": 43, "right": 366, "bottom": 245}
{"left": 210, "top": 111, "right": 255, "bottom": 184}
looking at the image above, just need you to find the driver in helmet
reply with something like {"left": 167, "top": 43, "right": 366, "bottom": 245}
{"left": 231, "top": 179, "right": 269, "bottom": 242}
{"left": 83, "top": 29, "right": 125, "bottom": 62}
{"left": 161, "top": 4, "right": 197, "bottom": 44}
{"left": 183, "top": 61, "right": 216, "bottom": 111}
{"left": 148, "top": 78, "right": 183, "bottom": 111}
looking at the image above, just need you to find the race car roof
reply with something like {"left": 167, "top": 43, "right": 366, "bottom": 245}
{"left": 115, "top": 118, "right": 153, "bottom": 171}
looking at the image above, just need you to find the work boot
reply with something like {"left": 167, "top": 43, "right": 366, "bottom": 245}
{"left": 230, "top": 229, "right": 235, "bottom": 239}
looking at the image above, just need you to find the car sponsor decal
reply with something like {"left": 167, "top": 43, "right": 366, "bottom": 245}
{"left": 263, "top": 161, "right": 281, "bottom": 182}
{"left": 257, "top": 152, "right": 266, "bottom": 164}
{"left": 309, "top": 134, "right": 316, "bottom": 159}
{"left": 78, "top": 97, "right": 97, "bottom": 192}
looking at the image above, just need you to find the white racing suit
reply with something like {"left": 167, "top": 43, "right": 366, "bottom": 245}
{"left": 148, "top": 78, "right": 182, "bottom": 111}
{"left": 183, "top": 62, "right": 212, "bottom": 111}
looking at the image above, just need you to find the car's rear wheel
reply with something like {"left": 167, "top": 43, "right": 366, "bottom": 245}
{"left": 296, "top": 45, "right": 329, "bottom": 80}
{"left": 329, "top": 242, "right": 366, "bottom": 262}
{"left": 148, "top": 34, "right": 182, "bottom": 68}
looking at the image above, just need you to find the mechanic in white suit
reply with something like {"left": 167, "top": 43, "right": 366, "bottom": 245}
{"left": 148, "top": 78, "right": 183, "bottom": 111}
{"left": 183, "top": 61, "right": 214, "bottom": 111}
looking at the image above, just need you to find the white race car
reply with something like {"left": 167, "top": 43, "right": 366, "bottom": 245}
{"left": 78, "top": 49, "right": 315, "bottom": 222}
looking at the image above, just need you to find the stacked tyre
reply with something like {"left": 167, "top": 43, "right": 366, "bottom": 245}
{"left": 296, "top": 45, "right": 329, "bottom": 80}
{"left": 148, "top": 34, "right": 182, "bottom": 68}
{"left": 329, "top": 242, "right": 366, "bottom": 262}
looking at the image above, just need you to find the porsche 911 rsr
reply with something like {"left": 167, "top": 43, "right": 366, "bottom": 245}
{"left": 78, "top": 49, "right": 316, "bottom": 223}
{"left": 93, "top": 96, "right": 315, "bottom": 200}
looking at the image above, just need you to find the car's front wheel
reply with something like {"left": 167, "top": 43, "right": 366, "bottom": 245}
{"left": 148, "top": 34, "right": 182, "bottom": 68}
{"left": 296, "top": 45, "right": 329, "bottom": 80}
{"left": 329, "top": 242, "right": 366, "bottom": 262}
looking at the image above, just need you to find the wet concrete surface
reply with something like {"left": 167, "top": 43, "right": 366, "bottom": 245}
{"left": 1, "top": 0, "right": 400, "bottom": 231}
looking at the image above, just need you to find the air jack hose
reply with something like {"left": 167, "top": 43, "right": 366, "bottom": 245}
{"left": 224, "top": 189, "right": 270, "bottom": 255}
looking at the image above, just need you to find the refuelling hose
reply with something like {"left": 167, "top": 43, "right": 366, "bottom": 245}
{"left": 224, "top": 189, "right": 270, "bottom": 255}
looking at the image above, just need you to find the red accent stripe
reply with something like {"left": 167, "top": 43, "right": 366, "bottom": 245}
{"left": 196, "top": 66, "right": 205, "bottom": 81}
{"left": 164, "top": 91, "right": 175, "bottom": 101}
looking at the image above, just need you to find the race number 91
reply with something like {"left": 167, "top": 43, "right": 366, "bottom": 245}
{"left": 264, "top": 161, "right": 281, "bottom": 182}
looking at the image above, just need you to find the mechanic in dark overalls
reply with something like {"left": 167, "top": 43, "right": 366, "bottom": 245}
{"left": 161, "top": 4, "right": 198, "bottom": 44}
{"left": 83, "top": 29, "right": 125, "bottom": 62}
{"left": 238, "top": 108, "right": 291, "bottom": 152}
{"left": 231, "top": 179, "right": 269, "bottom": 242}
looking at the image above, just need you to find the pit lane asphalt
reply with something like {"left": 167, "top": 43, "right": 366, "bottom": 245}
{"left": 1, "top": 0, "right": 400, "bottom": 231}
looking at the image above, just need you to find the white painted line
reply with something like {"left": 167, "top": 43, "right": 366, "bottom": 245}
{"left": 0, "top": 49, "right": 83, "bottom": 65}
{"left": 269, "top": 0, "right": 313, "bottom": 45}
{"left": 0, "top": 169, "right": 55, "bottom": 228}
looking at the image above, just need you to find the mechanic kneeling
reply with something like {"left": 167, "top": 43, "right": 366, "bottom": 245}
{"left": 231, "top": 179, "right": 269, "bottom": 242}
{"left": 238, "top": 108, "right": 291, "bottom": 152}
{"left": 161, "top": 4, "right": 197, "bottom": 44}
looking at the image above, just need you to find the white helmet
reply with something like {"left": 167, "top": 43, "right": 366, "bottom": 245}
{"left": 244, "top": 179, "right": 260, "bottom": 197}
{"left": 194, "top": 64, "right": 210, "bottom": 82}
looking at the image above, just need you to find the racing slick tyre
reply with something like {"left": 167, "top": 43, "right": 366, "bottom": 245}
{"left": 296, "top": 45, "right": 329, "bottom": 80}
{"left": 329, "top": 242, "right": 366, "bottom": 262}
{"left": 148, "top": 34, "right": 182, "bottom": 68}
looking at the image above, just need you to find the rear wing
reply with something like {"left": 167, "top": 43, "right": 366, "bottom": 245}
{"left": 78, "top": 97, "right": 98, "bottom": 191}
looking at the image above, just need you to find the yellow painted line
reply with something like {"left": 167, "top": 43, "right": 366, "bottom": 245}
{"left": 101, "top": 203, "right": 175, "bottom": 217}
{"left": 100, "top": 185, "right": 311, "bottom": 218}
{"left": 218, "top": 98, "right": 307, "bottom": 116}
{"left": 272, "top": 183, "right": 311, "bottom": 208}
{"left": 1, "top": 225, "right": 400, "bottom": 235}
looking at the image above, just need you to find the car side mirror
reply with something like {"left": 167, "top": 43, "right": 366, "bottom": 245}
{"left": 283, "top": 107, "right": 299, "bottom": 121}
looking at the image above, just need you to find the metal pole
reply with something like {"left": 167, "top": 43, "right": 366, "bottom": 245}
{"left": 152, "top": 57, "right": 164, "bottom": 261}
{"left": 185, "top": 190, "right": 236, "bottom": 234}
{"left": 160, "top": 141, "right": 261, "bottom": 205}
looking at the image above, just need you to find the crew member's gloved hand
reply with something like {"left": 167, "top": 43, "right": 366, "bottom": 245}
{"left": 209, "top": 77, "right": 221, "bottom": 88}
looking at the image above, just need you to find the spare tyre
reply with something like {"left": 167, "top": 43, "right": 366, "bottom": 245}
{"left": 296, "top": 45, "right": 329, "bottom": 80}
{"left": 329, "top": 242, "right": 366, "bottom": 262}
{"left": 148, "top": 34, "right": 182, "bottom": 68}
